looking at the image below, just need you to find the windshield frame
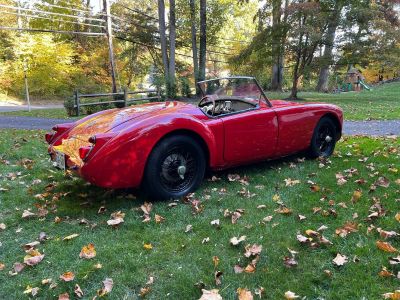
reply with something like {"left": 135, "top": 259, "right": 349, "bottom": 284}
{"left": 197, "top": 76, "right": 272, "bottom": 107}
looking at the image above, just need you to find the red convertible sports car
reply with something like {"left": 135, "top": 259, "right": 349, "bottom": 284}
{"left": 46, "top": 77, "right": 343, "bottom": 199}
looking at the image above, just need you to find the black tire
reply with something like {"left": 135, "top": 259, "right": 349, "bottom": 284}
{"left": 308, "top": 117, "right": 337, "bottom": 158}
{"left": 142, "top": 135, "right": 206, "bottom": 200}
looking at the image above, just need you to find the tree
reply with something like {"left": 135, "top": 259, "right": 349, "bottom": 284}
{"left": 189, "top": 0, "right": 199, "bottom": 93}
{"left": 168, "top": 0, "right": 176, "bottom": 97}
{"left": 198, "top": 0, "right": 207, "bottom": 82}
{"left": 157, "top": 0, "right": 169, "bottom": 93}
{"left": 286, "top": 1, "right": 325, "bottom": 99}
{"left": 316, "top": 0, "right": 344, "bottom": 92}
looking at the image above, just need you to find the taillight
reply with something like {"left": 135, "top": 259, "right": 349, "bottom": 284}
{"left": 46, "top": 123, "right": 74, "bottom": 144}
{"left": 79, "top": 146, "right": 93, "bottom": 161}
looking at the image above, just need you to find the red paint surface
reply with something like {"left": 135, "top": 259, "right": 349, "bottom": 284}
{"left": 47, "top": 100, "right": 343, "bottom": 188}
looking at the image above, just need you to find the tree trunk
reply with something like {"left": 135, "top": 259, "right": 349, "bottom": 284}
{"left": 157, "top": 0, "right": 169, "bottom": 93}
{"left": 271, "top": 0, "right": 283, "bottom": 91}
{"left": 198, "top": 0, "right": 207, "bottom": 82}
{"left": 168, "top": 0, "right": 176, "bottom": 97}
{"left": 189, "top": 0, "right": 200, "bottom": 94}
{"left": 316, "top": 2, "right": 342, "bottom": 92}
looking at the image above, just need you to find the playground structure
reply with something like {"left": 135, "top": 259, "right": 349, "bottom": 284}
{"left": 341, "top": 67, "right": 371, "bottom": 92}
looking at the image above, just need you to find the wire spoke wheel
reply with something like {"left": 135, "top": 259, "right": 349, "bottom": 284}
{"left": 159, "top": 147, "right": 197, "bottom": 193}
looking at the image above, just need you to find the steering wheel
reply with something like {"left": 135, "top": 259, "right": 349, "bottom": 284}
{"left": 199, "top": 95, "right": 216, "bottom": 116}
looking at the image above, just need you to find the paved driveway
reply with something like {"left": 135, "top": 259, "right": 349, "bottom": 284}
{"left": 0, "top": 115, "right": 399, "bottom": 136}
{"left": 0, "top": 101, "right": 63, "bottom": 113}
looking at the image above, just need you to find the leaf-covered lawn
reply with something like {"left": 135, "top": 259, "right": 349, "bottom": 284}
{"left": 268, "top": 81, "right": 400, "bottom": 121}
{"left": 0, "top": 129, "right": 399, "bottom": 299}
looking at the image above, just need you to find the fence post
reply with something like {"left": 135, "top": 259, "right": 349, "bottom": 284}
{"left": 123, "top": 87, "right": 128, "bottom": 107}
{"left": 74, "top": 90, "right": 80, "bottom": 116}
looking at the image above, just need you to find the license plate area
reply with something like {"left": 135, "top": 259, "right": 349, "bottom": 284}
{"left": 53, "top": 151, "right": 65, "bottom": 170}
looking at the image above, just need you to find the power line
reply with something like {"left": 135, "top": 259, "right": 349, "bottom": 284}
{"left": 114, "top": 2, "right": 159, "bottom": 22}
{"left": 0, "top": 10, "right": 105, "bottom": 29}
{"left": 0, "top": 26, "right": 106, "bottom": 36}
{"left": 0, "top": 4, "right": 105, "bottom": 23}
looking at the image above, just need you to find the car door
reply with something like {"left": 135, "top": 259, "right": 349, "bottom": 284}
{"left": 221, "top": 107, "right": 278, "bottom": 164}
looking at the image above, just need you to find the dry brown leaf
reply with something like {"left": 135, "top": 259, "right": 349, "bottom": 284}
{"left": 389, "top": 256, "right": 400, "bottom": 265}
{"left": 284, "top": 178, "right": 300, "bottom": 186}
{"left": 79, "top": 243, "right": 96, "bottom": 259}
{"left": 74, "top": 284, "right": 83, "bottom": 298}
{"left": 244, "top": 244, "right": 262, "bottom": 257}
{"left": 375, "top": 176, "right": 390, "bottom": 188}
{"left": 107, "top": 218, "right": 124, "bottom": 226}
{"left": 379, "top": 267, "right": 394, "bottom": 277}
{"left": 199, "top": 289, "right": 223, "bottom": 300}
{"left": 185, "top": 224, "right": 193, "bottom": 233}
{"left": 351, "top": 190, "right": 362, "bottom": 203}
{"left": 97, "top": 278, "right": 113, "bottom": 297}
{"left": 63, "top": 233, "right": 79, "bottom": 241}
{"left": 395, "top": 213, "right": 400, "bottom": 222}
{"left": 0, "top": 223, "right": 5, "bottom": 230}
{"left": 214, "top": 270, "right": 223, "bottom": 285}
{"left": 283, "top": 256, "right": 298, "bottom": 268}
{"left": 58, "top": 293, "right": 70, "bottom": 300}
{"left": 383, "top": 290, "right": 400, "bottom": 299}
{"left": 23, "top": 241, "right": 40, "bottom": 251}
{"left": 234, "top": 265, "right": 244, "bottom": 274}
{"left": 237, "top": 288, "right": 253, "bottom": 300}
{"left": 335, "top": 221, "right": 358, "bottom": 237}
{"left": 377, "top": 240, "right": 398, "bottom": 253}
{"left": 140, "top": 202, "right": 153, "bottom": 215}
{"left": 274, "top": 207, "right": 292, "bottom": 215}
{"left": 155, "top": 214, "right": 165, "bottom": 224}
{"left": 22, "top": 210, "right": 35, "bottom": 219}
{"left": 332, "top": 253, "right": 348, "bottom": 266}
{"left": 284, "top": 291, "right": 300, "bottom": 299}
{"left": 60, "top": 271, "right": 75, "bottom": 282}
{"left": 140, "top": 287, "right": 151, "bottom": 297}
{"left": 378, "top": 228, "right": 399, "bottom": 239}
{"left": 213, "top": 256, "right": 220, "bottom": 267}
{"left": 24, "top": 249, "right": 44, "bottom": 266}
{"left": 230, "top": 235, "right": 246, "bottom": 246}
{"left": 0, "top": 262, "right": 5, "bottom": 271}
{"left": 12, "top": 262, "right": 25, "bottom": 274}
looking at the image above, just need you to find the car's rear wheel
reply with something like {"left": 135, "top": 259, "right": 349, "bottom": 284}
{"left": 142, "top": 135, "right": 206, "bottom": 200}
{"left": 308, "top": 117, "right": 337, "bottom": 158}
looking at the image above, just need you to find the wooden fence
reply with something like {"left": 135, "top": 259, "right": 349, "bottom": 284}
{"left": 74, "top": 87, "right": 161, "bottom": 116}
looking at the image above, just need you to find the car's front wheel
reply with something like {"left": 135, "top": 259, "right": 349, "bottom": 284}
{"left": 308, "top": 117, "right": 338, "bottom": 158}
{"left": 142, "top": 135, "right": 206, "bottom": 200}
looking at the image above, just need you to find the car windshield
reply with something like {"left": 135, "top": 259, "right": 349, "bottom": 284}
{"left": 197, "top": 77, "right": 267, "bottom": 103}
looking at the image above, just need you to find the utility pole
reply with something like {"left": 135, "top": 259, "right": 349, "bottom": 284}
{"left": 17, "top": 1, "right": 31, "bottom": 112}
{"left": 103, "top": 0, "right": 117, "bottom": 93}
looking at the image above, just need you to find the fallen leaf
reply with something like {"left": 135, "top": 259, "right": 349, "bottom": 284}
{"left": 42, "top": 278, "right": 52, "bottom": 285}
{"left": 58, "top": 293, "right": 69, "bottom": 300}
{"left": 97, "top": 278, "right": 113, "bottom": 297}
{"left": 379, "top": 267, "right": 394, "bottom": 277}
{"left": 213, "top": 256, "right": 220, "bottom": 267}
{"left": 12, "top": 262, "right": 25, "bottom": 274}
{"left": 378, "top": 228, "right": 399, "bottom": 239}
{"left": 283, "top": 256, "right": 298, "bottom": 268}
{"left": 274, "top": 207, "right": 292, "bottom": 215}
{"left": 351, "top": 190, "right": 362, "bottom": 203}
{"left": 383, "top": 290, "right": 400, "bottom": 299}
{"left": 284, "top": 291, "right": 300, "bottom": 299}
{"left": 23, "top": 241, "right": 40, "bottom": 251}
{"left": 79, "top": 243, "right": 96, "bottom": 259}
{"left": 230, "top": 235, "right": 246, "bottom": 246}
{"left": 24, "top": 249, "right": 44, "bottom": 266}
{"left": 199, "top": 289, "right": 222, "bottom": 300}
{"left": 244, "top": 244, "right": 262, "bottom": 257}
{"left": 74, "top": 284, "right": 83, "bottom": 298}
{"left": 377, "top": 240, "right": 398, "bottom": 253}
{"left": 107, "top": 218, "right": 124, "bottom": 226}
{"left": 389, "top": 256, "right": 400, "bottom": 265}
{"left": 22, "top": 210, "right": 35, "bottom": 219}
{"left": 39, "top": 232, "right": 48, "bottom": 242}
{"left": 60, "top": 271, "right": 75, "bottom": 282}
{"left": 335, "top": 221, "right": 358, "bottom": 237}
{"left": 284, "top": 178, "right": 300, "bottom": 187}
{"left": 63, "top": 234, "right": 79, "bottom": 241}
{"left": 237, "top": 288, "right": 253, "bottom": 300}
{"left": 140, "top": 287, "right": 151, "bottom": 297}
{"left": 332, "top": 253, "right": 348, "bottom": 266}
{"left": 185, "top": 224, "right": 193, "bottom": 233}
{"left": 155, "top": 214, "right": 165, "bottom": 224}
{"left": 144, "top": 243, "right": 153, "bottom": 250}
{"left": 0, "top": 223, "right": 5, "bottom": 230}
{"left": 210, "top": 219, "right": 220, "bottom": 227}
{"left": 214, "top": 270, "right": 223, "bottom": 285}
{"left": 0, "top": 263, "right": 4, "bottom": 271}
{"left": 234, "top": 265, "right": 244, "bottom": 274}
{"left": 375, "top": 176, "right": 390, "bottom": 188}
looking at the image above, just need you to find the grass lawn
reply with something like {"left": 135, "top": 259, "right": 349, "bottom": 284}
{"left": 0, "top": 108, "right": 75, "bottom": 120}
{"left": 0, "top": 129, "right": 399, "bottom": 299}
{"left": 268, "top": 81, "right": 400, "bottom": 121}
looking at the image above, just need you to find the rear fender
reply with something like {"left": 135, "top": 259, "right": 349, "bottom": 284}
{"left": 80, "top": 115, "right": 220, "bottom": 188}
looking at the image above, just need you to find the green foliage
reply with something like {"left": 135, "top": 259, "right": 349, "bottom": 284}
{"left": 179, "top": 76, "right": 192, "bottom": 97}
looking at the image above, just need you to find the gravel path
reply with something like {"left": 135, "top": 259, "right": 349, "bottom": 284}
{"left": 0, "top": 115, "right": 399, "bottom": 136}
